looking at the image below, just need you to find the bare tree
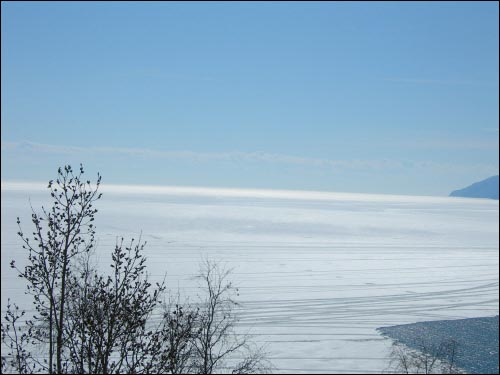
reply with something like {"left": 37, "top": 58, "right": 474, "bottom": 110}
{"left": 9, "top": 164, "right": 101, "bottom": 374}
{"left": 157, "top": 298, "right": 200, "bottom": 374}
{"left": 63, "top": 237, "right": 167, "bottom": 374}
{"left": 386, "top": 337, "right": 465, "bottom": 374}
{"left": 191, "top": 260, "right": 270, "bottom": 374}
{"left": 1, "top": 300, "right": 37, "bottom": 374}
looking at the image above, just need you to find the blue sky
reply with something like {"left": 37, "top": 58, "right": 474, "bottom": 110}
{"left": 1, "top": 1, "right": 498, "bottom": 196}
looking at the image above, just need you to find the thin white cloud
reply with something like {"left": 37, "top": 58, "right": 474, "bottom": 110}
{"left": 1, "top": 141, "right": 402, "bottom": 170}
{"left": 1, "top": 140, "right": 497, "bottom": 174}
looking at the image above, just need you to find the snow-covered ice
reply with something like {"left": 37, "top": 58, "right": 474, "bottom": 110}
{"left": 2, "top": 183, "right": 499, "bottom": 373}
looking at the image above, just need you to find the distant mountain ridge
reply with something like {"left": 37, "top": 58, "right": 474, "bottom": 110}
{"left": 450, "top": 175, "right": 499, "bottom": 200}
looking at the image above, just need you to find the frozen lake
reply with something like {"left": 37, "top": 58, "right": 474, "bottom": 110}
{"left": 2, "top": 182, "right": 499, "bottom": 373}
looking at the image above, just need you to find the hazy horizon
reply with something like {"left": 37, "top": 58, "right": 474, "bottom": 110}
{"left": 3, "top": 175, "right": 499, "bottom": 200}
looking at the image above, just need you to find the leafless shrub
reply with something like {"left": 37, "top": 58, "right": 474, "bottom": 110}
{"left": 191, "top": 260, "right": 271, "bottom": 374}
{"left": 386, "top": 336, "right": 466, "bottom": 374}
